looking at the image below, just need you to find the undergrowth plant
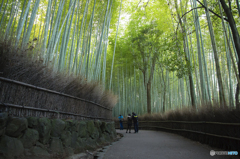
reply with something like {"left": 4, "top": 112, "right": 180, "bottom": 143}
{"left": 0, "top": 39, "right": 118, "bottom": 111}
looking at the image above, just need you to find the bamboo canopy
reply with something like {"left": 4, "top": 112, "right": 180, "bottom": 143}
{"left": 0, "top": 0, "right": 239, "bottom": 118}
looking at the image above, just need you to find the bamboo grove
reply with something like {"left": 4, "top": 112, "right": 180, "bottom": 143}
{"left": 108, "top": 0, "right": 240, "bottom": 117}
{"left": 0, "top": 0, "right": 240, "bottom": 117}
{"left": 0, "top": 0, "right": 121, "bottom": 83}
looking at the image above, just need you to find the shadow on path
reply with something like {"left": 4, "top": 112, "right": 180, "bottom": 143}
{"left": 103, "top": 129, "right": 236, "bottom": 159}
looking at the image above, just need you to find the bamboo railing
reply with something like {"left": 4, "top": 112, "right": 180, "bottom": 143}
{"left": 0, "top": 77, "right": 112, "bottom": 121}
{"left": 116, "top": 120, "right": 240, "bottom": 143}
{"left": 137, "top": 121, "right": 240, "bottom": 141}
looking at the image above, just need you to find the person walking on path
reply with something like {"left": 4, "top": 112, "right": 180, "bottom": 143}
{"left": 126, "top": 114, "right": 132, "bottom": 133}
{"left": 118, "top": 114, "right": 124, "bottom": 130}
{"left": 132, "top": 112, "right": 139, "bottom": 133}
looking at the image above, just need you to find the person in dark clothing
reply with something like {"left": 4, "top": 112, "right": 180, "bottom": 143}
{"left": 132, "top": 112, "right": 139, "bottom": 133}
{"left": 126, "top": 114, "right": 132, "bottom": 133}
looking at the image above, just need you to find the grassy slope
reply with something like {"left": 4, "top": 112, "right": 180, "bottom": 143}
{"left": 0, "top": 40, "right": 117, "bottom": 110}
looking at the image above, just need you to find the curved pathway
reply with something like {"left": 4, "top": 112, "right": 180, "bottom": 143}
{"left": 103, "top": 130, "right": 235, "bottom": 159}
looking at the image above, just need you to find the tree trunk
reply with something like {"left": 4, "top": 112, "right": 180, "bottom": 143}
{"left": 189, "top": 74, "right": 196, "bottom": 108}
{"left": 175, "top": 0, "right": 197, "bottom": 109}
{"left": 163, "top": 84, "right": 166, "bottom": 113}
{"left": 147, "top": 82, "right": 151, "bottom": 114}
{"left": 204, "top": 0, "right": 226, "bottom": 107}
{"left": 236, "top": 84, "right": 240, "bottom": 109}
{"left": 220, "top": 0, "right": 240, "bottom": 109}
{"left": 161, "top": 68, "right": 166, "bottom": 113}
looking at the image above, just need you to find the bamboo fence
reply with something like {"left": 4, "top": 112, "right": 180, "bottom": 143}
{"left": 116, "top": 120, "right": 240, "bottom": 151}
{"left": 0, "top": 77, "right": 112, "bottom": 121}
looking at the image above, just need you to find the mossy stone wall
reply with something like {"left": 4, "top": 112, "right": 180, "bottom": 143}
{"left": 0, "top": 113, "right": 116, "bottom": 159}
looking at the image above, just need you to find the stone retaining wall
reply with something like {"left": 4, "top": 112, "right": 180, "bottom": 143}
{"left": 0, "top": 113, "right": 116, "bottom": 159}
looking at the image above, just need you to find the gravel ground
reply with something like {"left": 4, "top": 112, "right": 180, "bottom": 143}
{"left": 103, "top": 130, "right": 238, "bottom": 159}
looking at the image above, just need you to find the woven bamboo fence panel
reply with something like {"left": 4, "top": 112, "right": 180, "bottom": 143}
{"left": 0, "top": 77, "right": 112, "bottom": 121}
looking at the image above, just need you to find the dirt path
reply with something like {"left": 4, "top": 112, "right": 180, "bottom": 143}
{"left": 103, "top": 130, "right": 235, "bottom": 159}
